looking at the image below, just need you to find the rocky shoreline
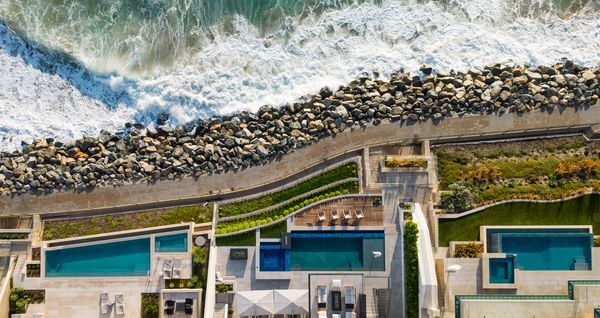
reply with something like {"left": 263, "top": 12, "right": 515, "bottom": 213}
{"left": 1, "top": 61, "right": 599, "bottom": 196}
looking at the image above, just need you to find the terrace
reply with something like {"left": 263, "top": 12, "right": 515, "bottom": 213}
{"left": 292, "top": 197, "right": 383, "bottom": 228}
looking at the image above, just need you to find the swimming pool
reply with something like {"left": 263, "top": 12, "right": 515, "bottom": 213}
{"left": 155, "top": 233, "right": 188, "bottom": 252}
{"left": 259, "top": 231, "right": 385, "bottom": 272}
{"left": 487, "top": 228, "right": 593, "bottom": 271}
{"left": 45, "top": 238, "right": 151, "bottom": 277}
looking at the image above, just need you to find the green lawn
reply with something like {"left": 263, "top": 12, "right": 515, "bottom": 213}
{"left": 438, "top": 193, "right": 600, "bottom": 246}
{"left": 215, "top": 230, "right": 257, "bottom": 246}
{"left": 260, "top": 221, "right": 287, "bottom": 238}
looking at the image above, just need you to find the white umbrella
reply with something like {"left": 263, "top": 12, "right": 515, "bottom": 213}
{"left": 273, "top": 289, "right": 309, "bottom": 315}
{"left": 234, "top": 290, "right": 274, "bottom": 317}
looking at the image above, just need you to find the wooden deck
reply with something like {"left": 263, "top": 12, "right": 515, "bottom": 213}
{"left": 292, "top": 197, "right": 383, "bottom": 227}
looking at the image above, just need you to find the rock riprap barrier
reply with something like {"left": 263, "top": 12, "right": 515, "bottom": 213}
{"left": 0, "top": 61, "right": 598, "bottom": 195}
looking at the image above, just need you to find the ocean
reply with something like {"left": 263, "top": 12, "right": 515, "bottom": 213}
{"left": 0, "top": 0, "right": 598, "bottom": 150}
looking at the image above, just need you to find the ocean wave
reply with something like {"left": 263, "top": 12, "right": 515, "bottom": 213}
{"left": 0, "top": 0, "right": 599, "bottom": 150}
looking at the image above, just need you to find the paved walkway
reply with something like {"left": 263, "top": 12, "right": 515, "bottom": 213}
{"left": 1, "top": 105, "right": 599, "bottom": 215}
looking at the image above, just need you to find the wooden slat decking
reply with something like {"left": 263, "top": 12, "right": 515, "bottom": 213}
{"left": 293, "top": 197, "right": 383, "bottom": 227}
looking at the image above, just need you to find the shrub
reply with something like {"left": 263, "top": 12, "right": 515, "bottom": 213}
{"left": 404, "top": 221, "right": 419, "bottom": 318}
{"left": 9, "top": 289, "right": 28, "bottom": 314}
{"left": 385, "top": 157, "right": 428, "bottom": 169}
{"left": 217, "top": 284, "right": 232, "bottom": 293}
{"left": 441, "top": 182, "right": 475, "bottom": 212}
{"left": 192, "top": 246, "right": 207, "bottom": 265}
{"left": 141, "top": 294, "right": 159, "bottom": 318}
{"left": 454, "top": 242, "right": 483, "bottom": 258}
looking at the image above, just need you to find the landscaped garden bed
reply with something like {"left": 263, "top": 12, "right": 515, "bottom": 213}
{"left": 165, "top": 245, "right": 209, "bottom": 290}
{"left": 453, "top": 242, "right": 483, "bottom": 258}
{"left": 438, "top": 193, "right": 600, "bottom": 246}
{"left": 216, "top": 181, "right": 358, "bottom": 234}
{"left": 404, "top": 221, "right": 419, "bottom": 318}
{"left": 0, "top": 232, "right": 29, "bottom": 240}
{"left": 260, "top": 220, "right": 287, "bottom": 238}
{"left": 384, "top": 156, "right": 428, "bottom": 169}
{"left": 219, "top": 162, "right": 357, "bottom": 217}
{"left": 42, "top": 204, "right": 213, "bottom": 240}
{"left": 141, "top": 293, "right": 159, "bottom": 318}
{"left": 26, "top": 263, "right": 40, "bottom": 278}
{"left": 9, "top": 288, "right": 44, "bottom": 315}
{"left": 215, "top": 230, "right": 256, "bottom": 246}
{"left": 435, "top": 137, "right": 600, "bottom": 212}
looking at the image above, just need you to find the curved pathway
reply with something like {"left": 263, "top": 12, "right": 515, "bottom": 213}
{"left": 1, "top": 105, "right": 599, "bottom": 216}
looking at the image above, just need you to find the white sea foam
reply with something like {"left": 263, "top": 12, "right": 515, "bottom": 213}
{"left": 0, "top": 0, "right": 599, "bottom": 150}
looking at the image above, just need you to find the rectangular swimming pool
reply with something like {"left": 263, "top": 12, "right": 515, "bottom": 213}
{"left": 46, "top": 238, "right": 151, "bottom": 277}
{"left": 155, "top": 233, "right": 188, "bottom": 252}
{"left": 259, "top": 231, "right": 384, "bottom": 272}
{"left": 487, "top": 228, "right": 593, "bottom": 271}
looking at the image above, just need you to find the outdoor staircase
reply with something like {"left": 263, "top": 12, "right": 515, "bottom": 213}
{"left": 375, "top": 288, "right": 390, "bottom": 318}
{"left": 364, "top": 286, "right": 378, "bottom": 318}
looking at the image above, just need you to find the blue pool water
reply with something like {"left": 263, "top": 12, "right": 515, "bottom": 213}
{"left": 487, "top": 228, "right": 593, "bottom": 271}
{"left": 489, "top": 256, "right": 515, "bottom": 284}
{"left": 260, "top": 242, "right": 290, "bottom": 271}
{"left": 45, "top": 238, "right": 151, "bottom": 277}
{"left": 259, "top": 231, "right": 385, "bottom": 272}
{"left": 155, "top": 233, "right": 188, "bottom": 252}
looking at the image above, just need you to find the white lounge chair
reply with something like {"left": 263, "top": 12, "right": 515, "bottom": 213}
{"left": 115, "top": 294, "right": 124, "bottom": 315}
{"left": 354, "top": 209, "right": 364, "bottom": 220}
{"left": 163, "top": 258, "right": 173, "bottom": 279}
{"left": 344, "top": 286, "right": 356, "bottom": 310}
{"left": 100, "top": 293, "right": 111, "bottom": 314}
{"left": 345, "top": 312, "right": 357, "bottom": 318}
{"left": 317, "top": 285, "right": 327, "bottom": 310}
{"left": 317, "top": 211, "right": 326, "bottom": 222}
{"left": 331, "top": 210, "right": 340, "bottom": 221}
{"left": 216, "top": 271, "right": 224, "bottom": 283}
{"left": 343, "top": 209, "right": 352, "bottom": 222}
{"left": 318, "top": 311, "right": 327, "bottom": 318}
{"left": 332, "top": 314, "right": 342, "bottom": 318}
{"left": 172, "top": 258, "right": 182, "bottom": 279}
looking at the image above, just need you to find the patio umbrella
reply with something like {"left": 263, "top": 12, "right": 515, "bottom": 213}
{"left": 273, "top": 289, "right": 309, "bottom": 315}
{"left": 234, "top": 290, "right": 274, "bottom": 317}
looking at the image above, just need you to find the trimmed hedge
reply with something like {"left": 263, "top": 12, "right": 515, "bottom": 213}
{"left": 219, "top": 163, "right": 357, "bottom": 216}
{"left": 216, "top": 181, "right": 358, "bottom": 234}
{"left": 404, "top": 221, "right": 419, "bottom": 318}
{"left": 260, "top": 220, "right": 288, "bottom": 238}
{"left": 216, "top": 230, "right": 257, "bottom": 246}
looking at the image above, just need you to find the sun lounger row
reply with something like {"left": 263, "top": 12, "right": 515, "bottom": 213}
{"left": 165, "top": 298, "right": 193, "bottom": 315}
{"left": 100, "top": 293, "right": 124, "bottom": 315}
{"left": 316, "top": 280, "right": 357, "bottom": 318}
{"left": 317, "top": 209, "right": 364, "bottom": 222}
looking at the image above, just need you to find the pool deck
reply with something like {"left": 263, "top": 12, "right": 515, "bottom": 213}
{"left": 15, "top": 254, "right": 193, "bottom": 317}
{"left": 292, "top": 197, "right": 384, "bottom": 227}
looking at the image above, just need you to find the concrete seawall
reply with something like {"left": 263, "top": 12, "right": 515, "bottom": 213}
{"left": 1, "top": 104, "right": 599, "bottom": 216}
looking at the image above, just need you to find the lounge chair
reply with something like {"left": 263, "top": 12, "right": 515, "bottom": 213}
{"left": 331, "top": 210, "right": 340, "bottom": 221}
{"left": 317, "top": 285, "right": 327, "bottom": 309}
{"left": 115, "top": 294, "right": 124, "bottom": 315}
{"left": 344, "top": 286, "right": 356, "bottom": 310}
{"left": 331, "top": 280, "right": 342, "bottom": 312}
{"left": 163, "top": 258, "right": 174, "bottom": 279}
{"left": 317, "top": 211, "right": 326, "bottom": 222}
{"left": 100, "top": 293, "right": 111, "bottom": 314}
{"left": 354, "top": 209, "right": 364, "bottom": 220}
{"left": 165, "top": 300, "right": 175, "bottom": 315}
{"left": 185, "top": 298, "right": 193, "bottom": 314}
{"left": 342, "top": 209, "right": 352, "bottom": 222}
{"left": 172, "top": 258, "right": 182, "bottom": 279}
{"left": 332, "top": 314, "right": 342, "bottom": 318}
{"left": 318, "top": 311, "right": 327, "bottom": 318}
{"left": 345, "top": 312, "right": 357, "bottom": 318}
